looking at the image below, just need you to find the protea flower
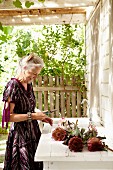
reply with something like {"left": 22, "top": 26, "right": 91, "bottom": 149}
{"left": 87, "top": 137, "right": 104, "bottom": 151}
{"left": 52, "top": 127, "right": 67, "bottom": 141}
{"left": 68, "top": 136, "right": 83, "bottom": 152}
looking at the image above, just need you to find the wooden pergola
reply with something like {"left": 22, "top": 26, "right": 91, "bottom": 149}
{"left": 0, "top": 0, "right": 99, "bottom": 25}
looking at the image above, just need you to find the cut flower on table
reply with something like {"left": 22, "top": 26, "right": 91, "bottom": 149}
{"left": 52, "top": 118, "right": 112, "bottom": 152}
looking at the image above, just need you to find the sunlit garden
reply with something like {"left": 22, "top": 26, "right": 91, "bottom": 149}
{"left": 0, "top": 24, "right": 86, "bottom": 125}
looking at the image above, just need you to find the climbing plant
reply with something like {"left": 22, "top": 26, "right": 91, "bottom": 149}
{"left": 0, "top": 24, "right": 86, "bottom": 133}
{"left": 0, "top": 24, "right": 86, "bottom": 95}
{"left": 0, "top": 0, "right": 45, "bottom": 9}
{"left": 0, "top": 0, "right": 45, "bottom": 30}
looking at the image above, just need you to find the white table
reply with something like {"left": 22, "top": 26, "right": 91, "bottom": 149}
{"left": 35, "top": 118, "right": 113, "bottom": 170}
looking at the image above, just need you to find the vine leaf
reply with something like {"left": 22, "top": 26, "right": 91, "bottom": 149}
{"left": 0, "top": 0, "right": 3, "bottom": 3}
{"left": 0, "top": 22, "right": 3, "bottom": 31}
{"left": 13, "top": 0, "right": 22, "bottom": 8}
{"left": 38, "top": 0, "right": 45, "bottom": 2}
{"left": 25, "top": 1, "right": 34, "bottom": 8}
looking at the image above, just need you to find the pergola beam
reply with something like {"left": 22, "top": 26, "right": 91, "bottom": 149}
{"left": 0, "top": 8, "right": 86, "bottom": 17}
{"left": 0, "top": 14, "right": 86, "bottom": 26}
{"left": 0, "top": 0, "right": 99, "bottom": 25}
{"left": 0, "top": 0, "right": 99, "bottom": 9}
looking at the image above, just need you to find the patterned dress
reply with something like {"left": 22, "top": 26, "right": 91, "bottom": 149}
{"left": 2, "top": 78, "right": 43, "bottom": 170}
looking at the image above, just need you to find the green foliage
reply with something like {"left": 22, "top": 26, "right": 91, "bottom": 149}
{"left": 0, "top": 24, "right": 86, "bottom": 95}
{"left": 0, "top": 24, "right": 86, "bottom": 133}
{"left": 14, "top": 30, "right": 32, "bottom": 57}
{"left": 0, "top": 127, "right": 8, "bottom": 134}
{"left": 0, "top": 26, "right": 13, "bottom": 44}
{"left": 37, "top": 24, "right": 86, "bottom": 81}
{"left": 13, "top": 0, "right": 22, "bottom": 8}
{"left": 0, "top": 64, "right": 4, "bottom": 73}
{"left": 12, "top": 0, "right": 45, "bottom": 8}
{"left": 25, "top": 1, "right": 34, "bottom": 8}
{"left": 0, "top": 22, "right": 3, "bottom": 31}
{"left": 0, "top": 0, "right": 44, "bottom": 10}
{"left": 38, "top": 0, "right": 45, "bottom": 2}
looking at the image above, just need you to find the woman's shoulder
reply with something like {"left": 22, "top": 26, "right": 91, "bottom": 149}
{"left": 3, "top": 78, "right": 21, "bottom": 94}
{"left": 5, "top": 78, "right": 19, "bottom": 88}
{"left": 3, "top": 78, "right": 19, "bottom": 102}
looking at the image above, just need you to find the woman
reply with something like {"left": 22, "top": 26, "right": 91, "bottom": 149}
{"left": 2, "top": 53, "right": 53, "bottom": 170}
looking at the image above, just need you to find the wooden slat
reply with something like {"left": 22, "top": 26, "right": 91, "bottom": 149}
{"left": 77, "top": 91, "right": 81, "bottom": 117}
{"left": 72, "top": 76, "right": 77, "bottom": 117}
{"left": 43, "top": 75, "right": 48, "bottom": 111}
{"left": 49, "top": 76, "right": 54, "bottom": 117}
{"left": 82, "top": 88, "right": 87, "bottom": 117}
{"left": 72, "top": 92, "right": 77, "bottom": 117}
{"left": 65, "top": 77, "right": 71, "bottom": 117}
{"left": 33, "top": 75, "right": 87, "bottom": 118}
{"left": 33, "top": 86, "right": 79, "bottom": 91}
{"left": 33, "top": 79, "right": 38, "bottom": 107}
{"left": 60, "top": 76, "right": 65, "bottom": 117}
{"left": 37, "top": 75, "right": 42, "bottom": 110}
{"left": 55, "top": 76, "right": 60, "bottom": 117}
{"left": 66, "top": 92, "right": 70, "bottom": 117}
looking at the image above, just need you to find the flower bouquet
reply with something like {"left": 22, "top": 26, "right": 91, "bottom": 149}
{"left": 52, "top": 118, "right": 111, "bottom": 152}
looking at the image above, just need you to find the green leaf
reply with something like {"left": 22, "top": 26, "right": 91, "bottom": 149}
{"left": 0, "top": 0, "right": 3, "bottom": 3}
{"left": 0, "top": 35, "right": 7, "bottom": 41}
{"left": 0, "top": 22, "right": 3, "bottom": 31}
{"left": 4, "top": 56, "right": 8, "bottom": 61}
{"left": 81, "top": 128, "right": 85, "bottom": 134}
{"left": 38, "top": 0, "right": 45, "bottom": 2}
{"left": 25, "top": 1, "right": 34, "bottom": 8}
{"left": 13, "top": 0, "right": 22, "bottom": 8}
{"left": 3, "top": 26, "right": 13, "bottom": 35}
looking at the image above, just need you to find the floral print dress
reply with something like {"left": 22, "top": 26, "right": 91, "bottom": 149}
{"left": 2, "top": 78, "right": 43, "bottom": 170}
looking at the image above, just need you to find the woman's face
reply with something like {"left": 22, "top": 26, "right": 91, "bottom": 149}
{"left": 24, "top": 67, "right": 41, "bottom": 83}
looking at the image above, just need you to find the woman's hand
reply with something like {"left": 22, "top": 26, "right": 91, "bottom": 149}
{"left": 33, "top": 112, "right": 47, "bottom": 121}
{"left": 32, "top": 111, "right": 53, "bottom": 126}
{"left": 42, "top": 117, "right": 53, "bottom": 126}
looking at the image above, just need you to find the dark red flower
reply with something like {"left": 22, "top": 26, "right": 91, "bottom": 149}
{"left": 52, "top": 127, "right": 67, "bottom": 141}
{"left": 87, "top": 137, "right": 104, "bottom": 151}
{"left": 68, "top": 136, "right": 83, "bottom": 152}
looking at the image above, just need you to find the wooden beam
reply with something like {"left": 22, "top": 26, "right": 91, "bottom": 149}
{"left": 33, "top": 86, "right": 79, "bottom": 91}
{"left": 0, "top": 0, "right": 99, "bottom": 10}
{"left": 0, "top": 14, "right": 86, "bottom": 26}
{"left": 0, "top": 8, "right": 86, "bottom": 17}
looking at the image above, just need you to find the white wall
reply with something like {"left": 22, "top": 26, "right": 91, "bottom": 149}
{"left": 86, "top": 0, "right": 113, "bottom": 129}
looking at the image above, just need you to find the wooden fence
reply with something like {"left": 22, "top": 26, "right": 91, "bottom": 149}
{"left": 33, "top": 76, "right": 87, "bottom": 118}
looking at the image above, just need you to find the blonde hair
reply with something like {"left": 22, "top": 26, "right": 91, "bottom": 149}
{"left": 17, "top": 53, "right": 44, "bottom": 74}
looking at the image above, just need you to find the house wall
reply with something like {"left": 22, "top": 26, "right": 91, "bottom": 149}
{"left": 86, "top": 0, "right": 113, "bottom": 129}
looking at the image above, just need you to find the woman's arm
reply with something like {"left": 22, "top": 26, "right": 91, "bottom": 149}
{"left": 6, "top": 100, "right": 51, "bottom": 123}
